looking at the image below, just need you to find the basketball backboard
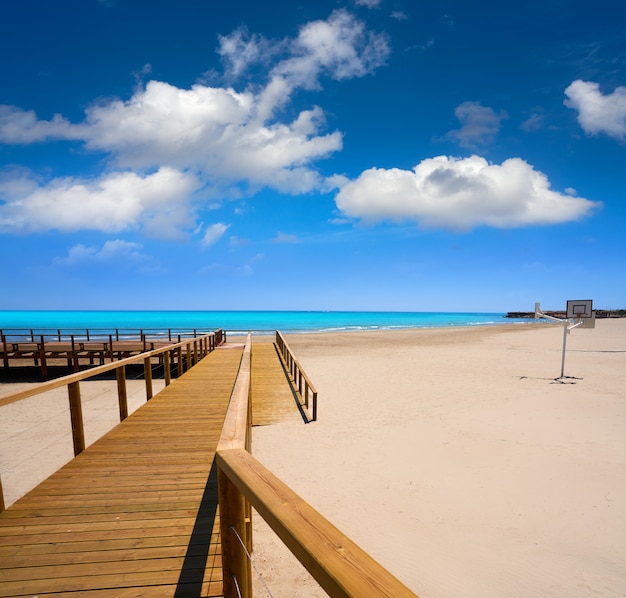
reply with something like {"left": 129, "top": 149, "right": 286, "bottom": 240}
{"left": 566, "top": 299, "right": 593, "bottom": 319}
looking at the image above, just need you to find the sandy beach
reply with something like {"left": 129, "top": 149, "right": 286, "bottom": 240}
{"left": 1, "top": 320, "right": 625, "bottom": 597}
{"left": 250, "top": 320, "right": 626, "bottom": 597}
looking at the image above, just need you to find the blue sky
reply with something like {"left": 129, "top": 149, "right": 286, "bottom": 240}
{"left": 1, "top": 0, "right": 624, "bottom": 312}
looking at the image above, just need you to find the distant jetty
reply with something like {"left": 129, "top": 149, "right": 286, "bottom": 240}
{"left": 505, "top": 309, "right": 626, "bottom": 319}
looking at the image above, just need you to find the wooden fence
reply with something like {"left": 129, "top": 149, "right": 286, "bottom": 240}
{"left": 275, "top": 330, "right": 318, "bottom": 421}
{"left": 0, "top": 331, "right": 221, "bottom": 512}
{"left": 216, "top": 334, "right": 417, "bottom": 597}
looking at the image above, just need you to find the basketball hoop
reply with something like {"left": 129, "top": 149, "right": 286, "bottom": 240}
{"left": 535, "top": 299, "right": 595, "bottom": 379}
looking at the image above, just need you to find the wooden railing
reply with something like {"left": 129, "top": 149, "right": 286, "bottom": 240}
{"left": 216, "top": 334, "right": 417, "bottom": 597}
{"left": 0, "top": 331, "right": 222, "bottom": 512}
{"left": 0, "top": 327, "right": 223, "bottom": 343}
{"left": 275, "top": 330, "right": 318, "bottom": 421}
{"left": 1, "top": 328, "right": 224, "bottom": 377}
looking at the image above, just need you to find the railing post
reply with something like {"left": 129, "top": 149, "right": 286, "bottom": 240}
{"left": 144, "top": 356, "right": 153, "bottom": 400}
{"left": 68, "top": 381, "right": 85, "bottom": 456}
{"left": 193, "top": 340, "right": 198, "bottom": 366}
{"left": 177, "top": 346, "right": 183, "bottom": 377}
{"left": 218, "top": 469, "right": 252, "bottom": 598}
{"left": 116, "top": 365, "right": 128, "bottom": 421}
{"left": 164, "top": 350, "right": 171, "bottom": 386}
{"left": 186, "top": 343, "right": 191, "bottom": 372}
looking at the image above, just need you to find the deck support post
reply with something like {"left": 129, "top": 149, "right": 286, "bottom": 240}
{"left": 68, "top": 381, "right": 85, "bottom": 456}
{"left": 164, "top": 351, "right": 171, "bottom": 386}
{"left": 1, "top": 334, "right": 8, "bottom": 370}
{"left": 116, "top": 366, "right": 128, "bottom": 420}
{"left": 38, "top": 336, "right": 47, "bottom": 379}
{"left": 144, "top": 357, "right": 153, "bottom": 400}
{"left": 71, "top": 336, "right": 79, "bottom": 372}
{"left": 218, "top": 468, "right": 252, "bottom": 598}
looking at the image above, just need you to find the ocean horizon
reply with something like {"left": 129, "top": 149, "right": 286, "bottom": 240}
{"left": 0, "top": 310, "right": 528, "bottom": 336}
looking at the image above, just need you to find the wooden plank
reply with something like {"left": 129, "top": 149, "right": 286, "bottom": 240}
{"left": 251, "top": 342, "right": 305, "bottom": 425}
{"left": 0, "top": 345, "right": 243, "bottom": 597}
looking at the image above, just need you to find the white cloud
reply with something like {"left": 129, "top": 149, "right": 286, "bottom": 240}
{"left": 520, "top": 113, "right": 544, "bottom": 132}
{"left": 390, "top": 11, "right": 408, "bottom": 21}
{"left": 0, "top": 105, "right": 78, "bottom": 143}
{"left": 217, "top": 27, "right": 281, "bottom": 80}
{"left": 444, "top": 101, "right": 508, "bottom": 148}
{"left": 334, "top": 155, "right": 601, "bottom": 231}
{"left": 273, "top": 9, "right": 390, "bottom": 89}
{"left": 201, "top": 222, "right": 229, "bottom": 248}
{"left": 54, "top": 239, "right": 148, "bottom": 267}
{"left": 564, "top": 79, "right": 626, "bottom": 140}
{"left": 354, "top": 0, "right": 382, "bottom": 8}
{"left": 0, "top": 167, "right": 200, "bottom": 236}
{"left": 0, "top": 10, "right": 390, "bottom": 237}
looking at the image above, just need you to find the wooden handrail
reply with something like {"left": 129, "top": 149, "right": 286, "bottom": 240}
{"left": 0, "top": 332, "right": 218, "bottom": 408}
{"left": 0, "top": 327, "right": 219, "bottom": 342}
{"left": 0, "top": 331, "right": 222, "bottom": 512}
{"left": 217, "top": 448, "right": 417, "bottom": 598}
{"left": 217, "top": 333, "right": 253, "bottom": 598}
{"left": 275, "top": 330, "right": 318, "bottom": 421}
{"left": 217, "top": 333, "right": 417, "bottom": 598}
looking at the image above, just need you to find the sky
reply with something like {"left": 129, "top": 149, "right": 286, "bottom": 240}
{"left": 1, "top": 0, "right": 625, "bottom": 312}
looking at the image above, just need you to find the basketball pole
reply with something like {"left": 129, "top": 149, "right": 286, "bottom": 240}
{"left": 535, "top": 302, "right": 585, "bottom": 379}
{"left": 561, "top": 322, "right": 568, "bottom": 379}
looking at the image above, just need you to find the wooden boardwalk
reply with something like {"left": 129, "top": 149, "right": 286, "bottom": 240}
{"left": 0, "top": 345, "right": 244, "bottom": 597}
{"left": 251, "top": 341, "right": 308, "bottom": 426}
{"left": 0, "top": 338, "right": 306, "bottom": 597}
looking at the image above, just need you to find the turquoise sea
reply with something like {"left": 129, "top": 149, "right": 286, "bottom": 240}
{"left": 0, "top": 310, "right": 525, "bottom": 336}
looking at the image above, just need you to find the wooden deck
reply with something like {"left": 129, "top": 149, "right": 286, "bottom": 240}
{"left": 1, "top": 330, "right": 223, "bottom": 379}
{"left": 0, "top": 345, "right": 244, "bottom": 597}
{"left": 0, "top": 337, "right": 309, "bottom": 597}
{"left": 251, "top": 341, "right": 309, "bottom": 426}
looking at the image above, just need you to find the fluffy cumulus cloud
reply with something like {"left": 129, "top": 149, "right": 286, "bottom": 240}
{"left": 0, "top": 106, "right": 77, "bottom": 144}
{"left": 271, "top": 9, "right": 389, "bottom": 93}
{"left": 565, "top": 80, "right": 626, "bottom": 140}
{"left": 0, "top": 10, "right": 387, "bottom": 237}
{"left": 0, "top": 167, "right": 200, "bottom": 235}
{"left": 335, "top": 155, "right": 601, "bottom": 230}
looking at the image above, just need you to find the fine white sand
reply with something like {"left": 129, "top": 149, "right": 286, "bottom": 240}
{"left": 1, "top": 321, "right": 625, "bottom": 597}
{"left": 250, "top": 320, "right": 626, "bottom": 597}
